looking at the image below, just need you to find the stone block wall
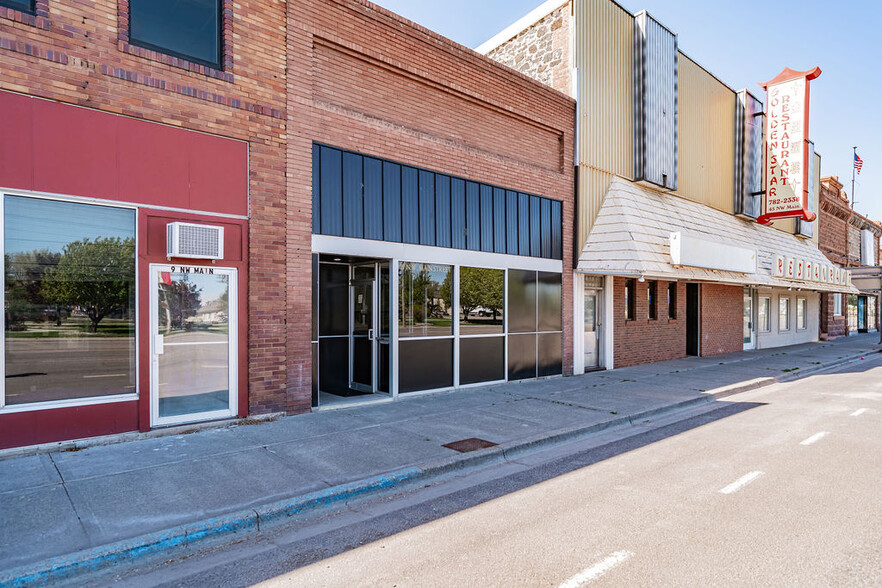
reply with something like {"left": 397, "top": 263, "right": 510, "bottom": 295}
{"left": 485, "top": 3, "right": 572, "bottom": 96}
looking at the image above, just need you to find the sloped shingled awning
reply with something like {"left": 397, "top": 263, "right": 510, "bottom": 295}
{"left": 577, "top": 177, "right": 857, "bottom": 294}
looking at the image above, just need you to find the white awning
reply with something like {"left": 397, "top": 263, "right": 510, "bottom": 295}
{"left": 577, "top": 177, "right": 858, "bottom": 294}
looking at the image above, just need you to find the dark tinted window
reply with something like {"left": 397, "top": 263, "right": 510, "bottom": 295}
{"left": 130, "top": 0, "right": 221, "bottom": 68}
{"left": 668, "top": 282, "right": 677, "bottom": 319}
{"left": 625, "top": 279, "right": 636, "bottom": 320}
{"left": 0, "top": 0, "right": 34, "bottom": 13}
{"left": 648, "top": 281, "right": 657, "bottom": 320}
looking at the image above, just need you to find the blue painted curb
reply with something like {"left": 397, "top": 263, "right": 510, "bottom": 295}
{"left": 0, "top": 468, "right": 421, "bottom": 588}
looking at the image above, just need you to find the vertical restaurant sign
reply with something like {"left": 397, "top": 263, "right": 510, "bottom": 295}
{"left": 757, "top": 67, "right": 821, "bottom": 225}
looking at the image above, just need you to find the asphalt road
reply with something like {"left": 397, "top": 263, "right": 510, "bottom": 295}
{"left": 88, "top": 354, "right": 882, "bottom": 587}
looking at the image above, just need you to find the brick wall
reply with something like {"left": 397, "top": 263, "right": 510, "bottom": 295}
{"left": 0, "top": 1, "right": 289, "bottom": 414}
{"left": 699, "top": 284, "right": 743, "bottom": 356}
{"left": 613, "top": 278, "right": 686, "bottom": 368}
{"left": 820, "top": 293, "right": 846, "bottom": 338}
{"left": 485, "top": 3, "right": 572, "bottom": 96}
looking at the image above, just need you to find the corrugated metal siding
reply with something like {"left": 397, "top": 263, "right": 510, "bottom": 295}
{"left": 633, "top": 11, "right": 678, "bottom": 190}
{"left": 734, "top": 89, "right": 763, "bottom": 219}
{"left": 576, "top": 167, "right": 615, "bottom": 253}
{"left": 313, "top": 144, "right": 562, "bottom": 260}
{"left": 677, "top": 54, "right": 736, "bottom": 213}
{"left": 573, "top": 0, "right": 633, "bottom": 249}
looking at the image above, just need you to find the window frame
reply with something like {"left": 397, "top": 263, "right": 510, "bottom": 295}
{"left": 648, "top": 280, "right": 657, "bottom": 320}
{"left": 779, "top": 296, "right": 791, "bottom": 332}
{"left": 667, "top": 282, "right": 677, "bottom": 319}
{"left": 0, "top": 0, "right": 34, "bottom": 14}
{"left": 797, "top": 297, "right": 807, "bottom": 330}
{"left": 128, "top": 0, "right": 224, "bottom": 69}
{"left": 625, "top": 279, "right": 636, "bottom": 321}
{"left": 759, "top": 296, "right": 771, "bottom": 332}
{"left": 0, "top": 190, "right": 140, "bottom": 413}
{"left": 118, "top": 0, "right": 234, "bottom": 80}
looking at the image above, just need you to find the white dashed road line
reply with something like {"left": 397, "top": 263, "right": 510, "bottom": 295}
{"left": 850, "top": 408, "right": 867, "bottom": 417}
{"left": 719, "top": 471, "right": 764, "bottom": 495}
{"left": 558, "top": 551, "right": 634, "bottom": 588}
{"left": 800, "top": 432, "right": 829, "bottom": 446}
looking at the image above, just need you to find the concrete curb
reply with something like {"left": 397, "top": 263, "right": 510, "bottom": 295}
{"left": 0, "top": 348, "right": 874, "bottom": 586}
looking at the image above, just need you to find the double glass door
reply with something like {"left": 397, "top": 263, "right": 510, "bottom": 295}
{"left": 151, "top": 265, "right": 237, "bottom": 426}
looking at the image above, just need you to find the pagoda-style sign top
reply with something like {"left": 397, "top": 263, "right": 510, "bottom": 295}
{"left": 757, "top": 66, "right": 822, "bottom": 226}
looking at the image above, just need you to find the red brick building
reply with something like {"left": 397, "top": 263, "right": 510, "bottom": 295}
{"left": 0, "top": 0, "right": 574, "bottom": 449}
{"left": 818, "top": 176, "right": 881, "bottom": 337}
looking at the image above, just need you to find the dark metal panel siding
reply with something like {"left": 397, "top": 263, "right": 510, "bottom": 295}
{"left": 418, "top": 170, "right": 436, "bottom": 246}
{"left": 342, "top": 152, "right": 364, "bottom": 239}
{"left": 382, "top": 161, "right": 402, "bottom": 243}
{"left": 363, "top": 156, "right": 384, "bottom": 240}
{"left": 634, "top": 12, "right": 678, "bottom": 190}
{"left": 529, "top": 195, "right": 541, "bottom": 257}
{"left": 493, "top": 187, "right": 506, "bottom": 254}
{"left": 551, "top": 199, "right": 562, "bottom": 260}
{"left": 451, "top": 178, "right": 467, "bottom": 250}
{"left": 401, "top": 166, "right": 420, "bottom": 244}
{"left": 540, "top": 198, "right": 552, "bottom": 258}
{"left": 735, "top": 90, "right": 763, "bottom": 219}
{"left": 518, "top": 192, "right": 530, "bottom": 256}
{"left": 480, "top": 184, "right": 494, "bottom": 253}
{"left": 465, "top": 181, "right": 480, "bottom": 251}
{"left": 319, "top": 145, "right": 343, "bottom": 236}
{"left": 312, "top": 144, "right": 321, "bottom": 234}
{"left": 506, "top": 190, "right": 519, "bottom": 256}
{"left": 435, "top": 174, "right": 451, "bottom": 248}
{"left": 312, "top": 144, "right": 562, "bottom": 260}
{"left": 797, "top": 141, "right": 816, "bottom": 238}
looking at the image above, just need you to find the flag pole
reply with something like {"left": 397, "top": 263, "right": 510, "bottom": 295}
{"left": 852, "top": 146, "right": 857, "bottom": 209}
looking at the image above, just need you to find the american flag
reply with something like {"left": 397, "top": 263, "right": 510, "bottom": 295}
{"left": 854, "top": 152, "right": 863, "bottom": 174}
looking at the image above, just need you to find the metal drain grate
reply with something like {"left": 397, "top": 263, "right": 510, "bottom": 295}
{"left": 442, "top": 438, "right": 498, "bottom": 453}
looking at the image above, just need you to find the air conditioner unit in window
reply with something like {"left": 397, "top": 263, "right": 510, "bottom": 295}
{"left": 167, "top": 222, "right": 224, "bottom": 260}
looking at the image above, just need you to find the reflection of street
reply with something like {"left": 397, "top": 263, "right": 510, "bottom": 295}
{"left": 163, "top": 330, "right": 228, "bottom": 345}
{"left": 158, "top": 342, "right": 229, "bottom": 399}
{"left": 4, "top": 338, "right": 135, "bottom": 404}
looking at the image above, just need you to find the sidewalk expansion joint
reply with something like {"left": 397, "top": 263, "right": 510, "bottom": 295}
{"left": 47, "top": 452, "right": 90, "bottom": 542}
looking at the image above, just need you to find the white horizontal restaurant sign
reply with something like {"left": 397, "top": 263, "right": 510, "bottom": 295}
{"left": 772, "top": 254, "right": 850, "bottom": 286}
{"left": 670, "top": 232, "right": 757, "bottom": 273}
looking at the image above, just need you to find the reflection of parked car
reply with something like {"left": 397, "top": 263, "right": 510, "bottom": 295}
{"left": 470, "top": 306, "right": 495, "bottom": 317}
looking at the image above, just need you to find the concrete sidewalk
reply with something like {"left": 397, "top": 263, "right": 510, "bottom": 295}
{"left": 1, "top": 334, "right": 879, "bottom": 586}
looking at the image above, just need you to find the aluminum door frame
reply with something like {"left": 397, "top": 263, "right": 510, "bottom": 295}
{"left": 149, "top": 264, "right": 238, "bottom": 428}
{"left": 349, "top": 262, "right": 378, "bottom": 393}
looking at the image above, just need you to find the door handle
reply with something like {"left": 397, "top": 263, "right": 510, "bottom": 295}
{"left": 368, "top": 329, "right": 374, "bottom": 341}
{"left": 155, "top": 334, "right": 165, "bottom": 355}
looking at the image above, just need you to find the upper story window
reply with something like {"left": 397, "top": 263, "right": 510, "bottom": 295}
{"left": 0, "top": 0, "right": 34, "bottom": 13}
{"left": 129, "top": 0, "right": 222, "bottom": 69}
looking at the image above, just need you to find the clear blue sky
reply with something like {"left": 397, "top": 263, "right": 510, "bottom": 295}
{"left": 373, "top": 0, "right": 881, "bottom": 221}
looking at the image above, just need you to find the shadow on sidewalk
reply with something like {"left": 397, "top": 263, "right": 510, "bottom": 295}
{"left": 129, "top": 399, "right": 765, "bottom": 585}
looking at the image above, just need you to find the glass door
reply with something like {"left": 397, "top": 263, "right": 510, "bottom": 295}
{"left": 350, "top": 264, "right": 376, "bottom": 393}
{"left": 743, "top": 287, "right": 756, "bottom": 350}
{"left": 151, "top": 265, "right": 237, "bottom": 426}
{"left": 584, "top": 289, "right": 601, "bottom": 370}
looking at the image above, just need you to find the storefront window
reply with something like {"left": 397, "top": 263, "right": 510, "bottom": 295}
{"left": 399, "top": 262, "right": 453, "bottom": 392}
{"left": 398, "top": 263, "right": 452, "bottom": 338}
{"left": 759, "top": 297, "right": 771, "bottom": 332}
{"left": 507, "top": 270, "right": 562, "bottom": 381}
{"left": 833, "top": 293, "right": 843, "bottom": 316}
{"left": 848, "top": 295, "right": 858, "bottom": 332}
{"left": 869, "top": 297, "right": 877, "bottom": 331}
{"left": 779, "top": 297, "right": 791, "bottom": 331}
{"left": 3, "top": 196, "right": 136, "bottom": 405}
{"left": 648, "top": 281, "right": 657, "bottom": 320}
{"left": 797, "top": 298, "right": 807, "bottom": 330}
{"left": 458, "top": 267, "right": 503, "bottom": 335}
{"left": 667, "top": 282, "right": 677, "bottom": 319}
